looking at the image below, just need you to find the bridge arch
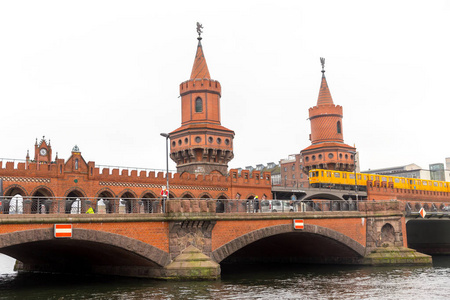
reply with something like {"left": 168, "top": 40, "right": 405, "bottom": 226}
{"left": 199, "top": 192, "right": 212, "bottom": 199}
{"left": 303, "top": 193, "right": 344, "bottom": 200}
{"left": 0, "top": 228, "right": 171, "bottom": 272}
{"left": 3, "top": 184, "right": 28, "bottom": 197}
{"left": 181, "top": 191, "right": 194, "bottom": 199}
{"left": 2, "top": 184, "right": 28, "bottom": 214}
{"left": 140, "top": 191, "right": 158, "bottom": 213}
{"left": 119, "top": 189, "right": 138, "bottom": 213}
{"left": 212, "top": 223, "right": 365, "bottom": 263}
{"left": 64, "top": 187, "right": 89, "bottom": 214}
{"left": 29, "top": 185, "right": 55, "bottom": 214}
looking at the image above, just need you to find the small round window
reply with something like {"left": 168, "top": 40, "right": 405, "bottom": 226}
{"left": 305, "top": 156, "right": 309, "bottom": 162}
{"left": 318, "top": 154, "right": 322, "bottom": 159}
{"left": 208, "top": 137, "right": 213, "bottom": 143}
{"left": 195, "top": 136, "right": 201, "bottom": 143}
{"left": 217, "top": 138, "right": 222, "bottom": 144}
{"left": 328, "top": 153, "right": 334, "bottom": 159}
{"left": 225, "top": 139, "right": 230, "bottom": 145}
{"left": 184, "top": 138, "right": 188, "bottom": 144}
{"left": 172, "top": 141, "right": 176, "bottom": 147}
{"left": 178, "top": 140, "right": 182, "bottom": 145}
{"left": 312, "top": 155, "right": 316, "bottom": 161}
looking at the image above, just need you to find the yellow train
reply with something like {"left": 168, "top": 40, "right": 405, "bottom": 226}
{"left": 308, "top": 169, "right": 450, "bottom": 193}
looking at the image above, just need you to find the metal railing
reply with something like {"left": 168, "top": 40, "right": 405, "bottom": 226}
{"left": 0, "top": 196, "right": 403, "bottom": 215}
{"left": 404, "top": 201, "right": 450, "bottom": 217}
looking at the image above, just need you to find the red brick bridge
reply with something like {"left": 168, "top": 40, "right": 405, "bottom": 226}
{"left": 0, "top": 200, "right": 430, "bottom": 280}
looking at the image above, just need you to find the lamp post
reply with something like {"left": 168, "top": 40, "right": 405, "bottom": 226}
{"left": 160, "top": 133, "right": 170, "bottom": 213}
{"left": 349, "top": 151, "right": 358, "bottom": 201}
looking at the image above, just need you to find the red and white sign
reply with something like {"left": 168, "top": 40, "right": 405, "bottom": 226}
{"left": 54, "top": 224, "right": 72, "bottom": 238}
{"left": 419, "top": 207, "right": 426, "bottom": 218}
{"left": 293, "top": 219, "right": 304, "bottom": 230}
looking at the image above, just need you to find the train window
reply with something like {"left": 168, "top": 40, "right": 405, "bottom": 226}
{"left": 434, "top": 182, "right": 438, "bottom": 187}
{"left": 364, "top": 175, "right": 367, "bottom": 180}
{"left": 334, "top": 172, "right": 340, "bottom": 178}
{"left": 423, "top": 181, "right": 427, "bottom": 186}
{"left": 382, "top": 177, "right": 387, "bottom": 182}
{"left": 358, "top": 174, "right": 361, "bottom": 180}
{"left": 402, "top": 179, "right": 405, "bottom": 183}
{"left": 321, "top": 171, "right": 324, "bottom": 177}
{"left": 327, "top": 172, "right": 331, "bottom": 177}
{"left": 370, "top": 176, "right": 373, "bottom": 180}
{"left": 440, "top": 183, "right": 443, "bottom": 187}
{"left": 395, "top": 178, "right": 400, "bottom": 183}
{"left": 389, "top": 178, "right": 393, "bottom": 182}
{"left": 343, "top": 173, "right": 347, "bottom": 178}
{"left": 349, "top": 174, "right": 355, "bottom": 179}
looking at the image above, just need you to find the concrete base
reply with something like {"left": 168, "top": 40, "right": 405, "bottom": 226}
{"left": 363, "top": 246, "right": 432, "bottom": 266}
{"left": 161, "top": 245, "right": 220, "bottom": 280}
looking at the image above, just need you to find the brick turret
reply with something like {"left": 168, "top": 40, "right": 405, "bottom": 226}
{"left": 169, "top": 30, "right": 234, "bottom": 176}
{"left": 301, "top": 58, "right": 356, "bottom": 173}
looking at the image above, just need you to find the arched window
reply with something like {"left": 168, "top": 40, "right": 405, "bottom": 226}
{"left": 75, "top": 159, "right": 79, "bottom": 170}
{"left": 337, "top": 121, "right": 342, "bottom": 134}
{"left": 195, "top": 97, "right": 203, "bottom": 113}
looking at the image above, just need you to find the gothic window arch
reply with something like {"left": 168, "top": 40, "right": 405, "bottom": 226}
{"left": 195, "top": 97, "right": 203, "bottom": 113}
{"left": 337, "top": 121, "right": 342, "bottom": 134}
{"left": 75, "top": 159, "right": 79, "bottom": 170}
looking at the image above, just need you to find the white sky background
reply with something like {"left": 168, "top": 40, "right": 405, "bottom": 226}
{"left": 0, "top": 0, "right": 449, "bottom": 172}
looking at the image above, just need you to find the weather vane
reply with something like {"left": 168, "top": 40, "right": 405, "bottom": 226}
{"left": 196, "top": 22, "right": 203, "bottom": 37}
{"left": 320, "top": 57, "right": 325, "bottom": 72}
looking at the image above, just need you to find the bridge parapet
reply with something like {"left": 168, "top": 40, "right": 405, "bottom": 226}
{"left": 1, "top": 197, "right": 405, "bottom": 215}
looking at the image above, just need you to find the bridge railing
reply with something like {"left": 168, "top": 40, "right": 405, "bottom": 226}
{"left": 0, "top": 196, "right": 402, "bottom": 215}
{"left": 403, "top": 201, "right": 450, "bottom": 217}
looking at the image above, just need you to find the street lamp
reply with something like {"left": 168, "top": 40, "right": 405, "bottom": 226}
{"left": 348, "top": 151, "right": 358, "bottom": 201}
{"left": 160, "top": 133, "right": 170, "bottom": 212}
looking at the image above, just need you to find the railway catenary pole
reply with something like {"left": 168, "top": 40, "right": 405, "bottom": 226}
{"left": 160, "top": 133, "right": 170, "bottom": 213}
{"left": 349, "top": 151, "right": 358, "bottom": 201}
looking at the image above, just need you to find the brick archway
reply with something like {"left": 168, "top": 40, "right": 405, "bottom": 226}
{"left": 212, "top": 224, "right": 365, "bottom": 263}
{"left": 303, "top": 193, "right": 344, "bottom": 200}
{"left": 3, "top": 184, "right": 28, "bottom": 197}
{"left": 0, "top": 228, "right": 170, "bottom": 267}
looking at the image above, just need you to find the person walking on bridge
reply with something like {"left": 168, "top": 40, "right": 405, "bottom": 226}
{"left": 254, "top": 195, "right": 260, "bottom": 213}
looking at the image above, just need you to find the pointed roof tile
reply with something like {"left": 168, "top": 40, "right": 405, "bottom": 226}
{"left": 317, "top": 72, "right": 334, "bottom": 106}
{"left": 190, "top": 38, "right": 211, "bottom": 79}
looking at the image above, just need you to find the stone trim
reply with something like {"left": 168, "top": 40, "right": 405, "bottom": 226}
{"left": 99, "top": 181, "right": 227, "bottom": 191}
{"left": 1, "top": 176, "right": 51, "bottom": 183}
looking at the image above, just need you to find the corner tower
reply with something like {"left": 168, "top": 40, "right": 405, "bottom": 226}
{"left": 169, "top": 24, "right": 234, "bottom": 175}
{"left": 301, "top": 58, "right": 356, "bottom": 173}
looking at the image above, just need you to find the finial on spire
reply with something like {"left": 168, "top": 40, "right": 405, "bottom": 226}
{"left": 320, "top": 57, "right": 325, "bottom": 73}
{"left": 196, "top": 22, "right": 203, "bottom": 40}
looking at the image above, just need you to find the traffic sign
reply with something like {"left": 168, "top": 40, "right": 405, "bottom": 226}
{"left": 419, "top": 207, "right": 426, "bottom": 218}
{"left": 54, "top": 224, "right": 72, "bottom": 238}
{"left": 293, "top": 219, "right": 304, "bottom": 230}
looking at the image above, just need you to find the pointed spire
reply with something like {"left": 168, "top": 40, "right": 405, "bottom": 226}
{"left": 316, "top": 57, "right": 334, "bottom": 106}
{"left": 190, "top": 23, "right": 210, "bottom": 79}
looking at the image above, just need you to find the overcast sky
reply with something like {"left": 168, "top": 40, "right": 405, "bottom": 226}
{"left": 0, "top": 0, "right": 449, "bottom": 173}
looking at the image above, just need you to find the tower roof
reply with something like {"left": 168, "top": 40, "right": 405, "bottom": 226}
{"left": 190, "top": 37, "right": 211, "bottom": 79}
{"left": 316, "top": 58, "right": 334, "bottom": 106}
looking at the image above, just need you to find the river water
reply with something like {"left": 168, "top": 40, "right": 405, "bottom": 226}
{"left": 1, "top": 254, "right": 450, "bottom": 299}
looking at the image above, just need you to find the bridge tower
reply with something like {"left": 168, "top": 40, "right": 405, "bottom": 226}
{"left": 169, "top": 27, "right": 234, "bottom": 175}
{"left": 301, "top": 58, "right": 356, "bottom": 174}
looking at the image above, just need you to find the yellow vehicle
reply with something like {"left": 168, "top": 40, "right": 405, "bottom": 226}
{"left": 309, "top": 169, "right": 450, "bottom": 193}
